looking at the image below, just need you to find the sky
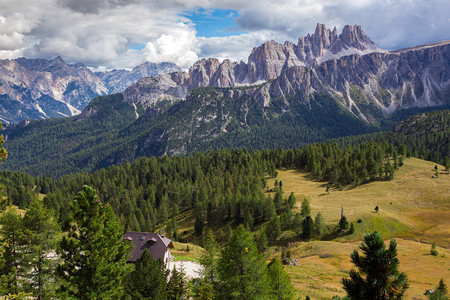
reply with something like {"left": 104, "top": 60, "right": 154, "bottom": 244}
{"left": 0, "top": 0, "right": 449, "bottom": 71}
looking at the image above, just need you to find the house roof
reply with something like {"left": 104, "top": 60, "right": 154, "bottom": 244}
{"left": 123, "top": 232, "right": 174, "bottom": 263}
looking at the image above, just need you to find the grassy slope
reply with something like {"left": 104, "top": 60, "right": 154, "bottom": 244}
{"left": 268, "top": 157, "right": 449, "bottom": 299}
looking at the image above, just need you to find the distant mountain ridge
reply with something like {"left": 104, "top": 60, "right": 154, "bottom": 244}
{"left": 0, "top": 57, "right": 180, "bottom": 124}
{"left": 124, "top": 24, "right": 449, "bottom": 123}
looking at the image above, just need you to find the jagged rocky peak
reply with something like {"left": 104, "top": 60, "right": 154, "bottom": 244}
{"left": 188, "top": 58, "right": 222, "bottom": 88}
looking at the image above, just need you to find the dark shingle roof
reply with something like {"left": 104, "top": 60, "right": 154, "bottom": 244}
{"left": 123, "top": 232, "right": 174, "bottom": 263}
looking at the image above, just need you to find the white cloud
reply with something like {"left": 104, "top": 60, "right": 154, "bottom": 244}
{"left": 143, "top": 23, "right": 199, "bottom": 69}
{"left": 0, "top": 0, "right": 448, "bottom": 70}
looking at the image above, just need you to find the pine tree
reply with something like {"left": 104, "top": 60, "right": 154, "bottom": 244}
{"left": 0, "top": 206, "right": 24, "bottom": 294}
{"left": 22, "top": 198, "right": 60, "bottom": 299}
{"left": 167, "top": 265, "right": 187, "bottom": 300}
{"left": 430, "top": 243, "right": 438, "bottom": 256}
{"left": 257, "top": 230, "right": 269, "bottom": 253}
{"left": 125, "top": 250, "right": 168, "bottom": 299}
{"left": 428, "top": 278, "right": 448, "bottom": 300}
{"left": 342, "top": 231, "right": 409, "bottom": 299}
{"left": 302, "top": 216, "right": 314, "bottom": 241}
{"left": 300, "top": 198, "right": 311, "bottom": 217}
{"left": 267, "top": 258, "right": 295, "bottom": 300}
{"left": 273, "top": 189, "right": 283, "bottom": 210}
{"left": 293, "top": 213, "right": 302, "bottom": 237}
{"left": 200, "top": 229, "right": 218, "bottom": 284}
{"left": 217, "top": 225, "right": 270, "bottom": 299}
{"left": 314, "top": 212, "right": 324, "bottom": 236}
{"left": 195, "top": 214, "right": 204, "bottom": 237}
{"left": 287, "top": 192, "right": 296, "bottom": 209}
{"left": 339, "top": 216, "right": 348, "bottom": 232}
{"left": 266, "top": 216, "right": 281, "bottom": 242}
{"left": 56, "top": 185, "right": 132, "bottom": 299}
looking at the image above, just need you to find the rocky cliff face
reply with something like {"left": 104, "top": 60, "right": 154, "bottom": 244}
{"left": 124, "top": 24, "right": 449, "bottom": 122}
{"left": 124, "top": 23, "right": 384, "bottom": 106}
{"left": 0, "top": 58, "right": 180, "bottom": 124}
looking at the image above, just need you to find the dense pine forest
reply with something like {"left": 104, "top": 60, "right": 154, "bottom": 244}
{"left": 1, "top": 138, "right": 442, "bottom": 237}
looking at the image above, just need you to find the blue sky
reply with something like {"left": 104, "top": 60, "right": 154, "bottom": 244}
{"left": 184, "top": 8, "right": 244, "bottom": 38}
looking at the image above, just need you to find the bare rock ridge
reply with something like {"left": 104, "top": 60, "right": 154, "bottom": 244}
{"left": 124, "top": 23, "right": 385, "bottom": 105}
{"left": 124, "top": 24, "right": 449, "bottom": 123}
{"left": 0, "top": 58, "right": 180, "bottom": 124}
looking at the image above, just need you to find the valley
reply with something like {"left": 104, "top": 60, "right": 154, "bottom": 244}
{"left": 0, "top": 11, "right": 448, "bottom": 298}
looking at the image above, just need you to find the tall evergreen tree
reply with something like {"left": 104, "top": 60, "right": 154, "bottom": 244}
{"left": 217, "top": 225, "right": 270, "bottom": 299}
{"left": 302, "top": 216, "right": 314, "bottom": 241}
{"left": 125, "top": 250, "right": 168, "bottom": 299}
{"left": 256, "top": 230, "right": 269, "bottom": 253}
{"left": 200, "top": 229, "right": 218, "bottom": 284}
{"left": 314, "top": 212, "right": 324, "bottom": 236}
{"left": 57, "top": 185, "right": 132, "bottom": 299}
{"left": 167, "top": 265, "right": 187, "bottom": 300}
{"left": 427, "top": 278, "right": 448, "bottom": 300}
{"left": 300, "top": 198, "right": 311, "bottom": 217}
{"left": 22, "top": 198, "right": 60, "bottom": 299}
{"left": 266, "top": 216, "right": 281, "bottom": 242}
{"left": 267, "top": 258, "right": 295, "bottom": 300}
{"left": 342, "top": 231, "right": 409, "bottom": 299}
{"left": 0, "top": 206, "right": 24, "bottom": 294}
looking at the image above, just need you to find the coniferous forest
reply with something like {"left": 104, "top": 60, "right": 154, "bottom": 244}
{"left": 0, "top": 109, "right": 448, "bottom": 299}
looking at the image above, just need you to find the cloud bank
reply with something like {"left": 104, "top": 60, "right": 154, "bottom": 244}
{"left": 0, "top": 0, "right": 448, "bottom": 70}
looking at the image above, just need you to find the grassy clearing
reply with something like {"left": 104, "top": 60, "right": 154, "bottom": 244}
{"left": 272, "top": 239, "right": 450, "bottom": 299}
{"left": 171, "top": 241, "right": 204, "bottom": 263}
{"left": 270, "top": 158, "right": 450, "bottom": 247}
{"left": 265, "top": 157, "right": 449, "bottom": 299}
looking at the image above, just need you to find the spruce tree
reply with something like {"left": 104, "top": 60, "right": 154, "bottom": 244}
{"left": 0, "top": 206, "right": 24, "bottom": 294}
{"left": 217, "top": 225, "right": 270, "bottom": 299}
{"left": 200, "top": 229, "right": 218, "bottom": 284}
{"left": 342, "top": 231, "right": 409, "bottom": 299}
{"left": 167, "top": 265, "right": 187, "bottom": 300}
{"left": 300, "top": 198, "right": 311, "bottom": 217}
{"left": 314, "top": 212, "right": 324, "bottom": 236}
{"left": 339, "top": 216, "right": 348, "bottom": 231}
{"left": 22, "top": 198, "right": 60, "bottom": 299}
{"left": 266, "top": 216, "right": 281, "bottom": 242}
{"left": 267, "top": 258, "right": 295, "bottom": 300}
{"left": 293, "top": 213, "right": 302, "bottom": 236}
{"left": 125, "top": 250, "right": 168, "bottom": 299}
{"left": 302, "top": 216, "right": 314, "bottom": 241}
{"left": 257, "top": 230, "right": 268, "bottom": 253}
{"left": 428, "top": 278, "right": 448, "bottom": 300}
{"left": 57, "top": 185, "right": 132, "bottom": 299}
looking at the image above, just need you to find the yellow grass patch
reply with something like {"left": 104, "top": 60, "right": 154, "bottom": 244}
{"left": 275, "top": 239, "right": 450, "bottom": 299}
{"left": 270, "top": 158, "right": 450, "bottom": 247}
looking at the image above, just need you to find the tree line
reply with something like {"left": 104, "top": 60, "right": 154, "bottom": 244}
{"left": 0, "top": 139, "right": 410, "bottom": 241}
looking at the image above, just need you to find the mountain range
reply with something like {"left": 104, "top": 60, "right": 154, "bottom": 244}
{"left": 1, "top": 23, "right": 449, "bottom": 176}
{"left": 0, "top": 58, "right": 180, "bottom": 124}
{"left": 124, "top": 24, "right": 449, "bottom": 123}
